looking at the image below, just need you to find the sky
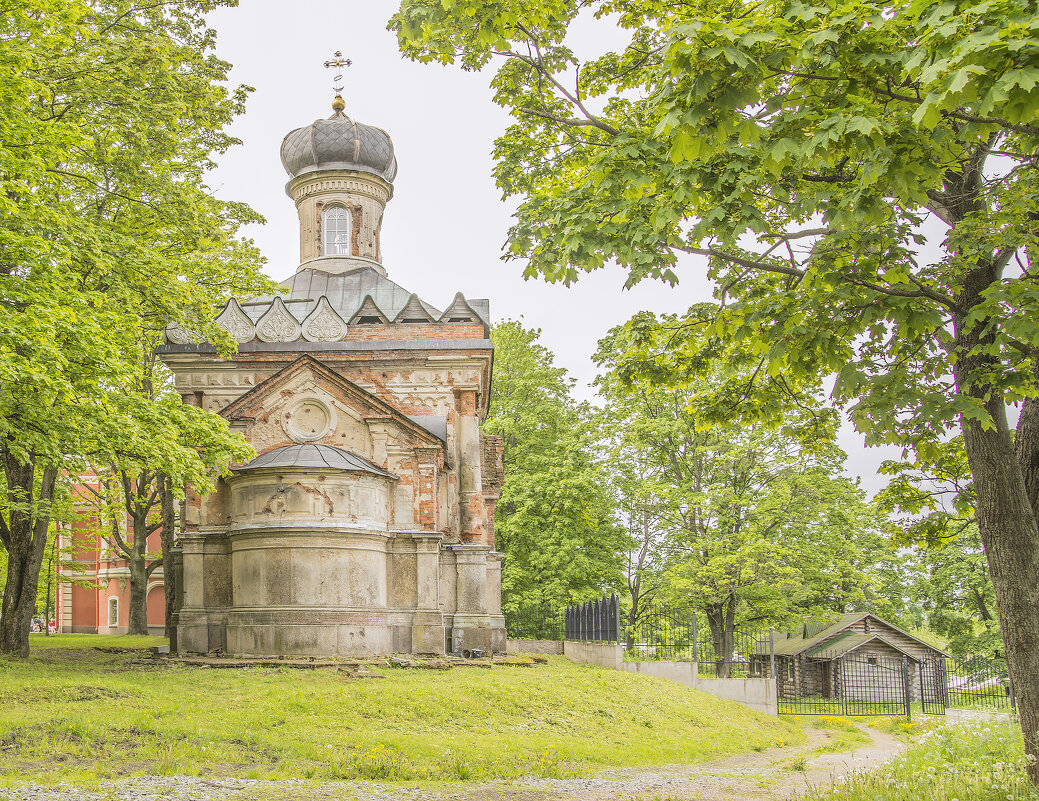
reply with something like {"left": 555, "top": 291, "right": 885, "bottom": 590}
{"left": 205, "top": 1, "right": 899, "bottom": 492}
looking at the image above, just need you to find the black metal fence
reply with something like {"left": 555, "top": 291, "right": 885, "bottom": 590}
{"left": 564, "top": 594, "right": 621, "bottom": 642}
{"left": 565, "top": 597, "right": 774, "bottom": 677}
{"left": 622, "top": 603, "right": 697, "bottom": 661}
{"left": 502, "top": 605, "right": 565, "bottom": 641}
{"left": 945, "top": 654, "right": 1015, "bottom": 712}
{"left": 697, "top": 624, "right": 774, "bottom": 678}
{"left": 777, "top": 651, "right": 913, "bottom": 718}
{"left": 777, "top": 651, "right": 1017, "bottom": 719}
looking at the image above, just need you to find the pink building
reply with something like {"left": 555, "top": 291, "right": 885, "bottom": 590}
{"left": 55, "top": 480, "right": 167, "bottom": 636}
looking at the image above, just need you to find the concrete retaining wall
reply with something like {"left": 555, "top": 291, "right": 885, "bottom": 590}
{"left": 564, "top": 640, "right": 622, "bottom": 669}
{"left": 690, "top": 676, "right": 777, "bottom": 715}
{"left": 506, "top": 639, "right": 564, "bottom": 655}
{"left": 946, "top": 708, "right": 1017, "bottom": 726}
{"left": 564, "top": 640, "right": 777, "bottom": 716}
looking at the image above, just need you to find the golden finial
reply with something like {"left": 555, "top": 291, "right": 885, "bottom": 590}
{"left": 324, "top": 50, "right": 352, "bottom": 113}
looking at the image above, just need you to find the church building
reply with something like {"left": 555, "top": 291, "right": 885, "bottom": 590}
{"left": 156, "top": 90, "right": 505, "bottom": 657}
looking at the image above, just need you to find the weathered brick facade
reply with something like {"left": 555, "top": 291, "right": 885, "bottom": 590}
{"left": 157, "top": 97, "right": 504, "bottom": 657}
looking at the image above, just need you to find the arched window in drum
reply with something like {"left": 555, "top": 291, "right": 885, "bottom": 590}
{"left": 323, "top": 206, "right": 352, "bottom": 256}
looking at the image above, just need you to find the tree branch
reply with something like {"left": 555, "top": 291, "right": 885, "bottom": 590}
{"left": 675, "top": 246, "right": 805, "bottom": 277}
{"left": 517, "top": 106, "right": 616, "bottom": 132}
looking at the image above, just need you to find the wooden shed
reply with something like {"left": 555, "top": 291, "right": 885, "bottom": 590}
{"left": 765, "top": 613, "right": 948, "bottom": 703}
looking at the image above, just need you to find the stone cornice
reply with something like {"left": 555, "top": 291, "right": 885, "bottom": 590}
{"left": 288, "top": 170, "right": 392, "bottom": 204}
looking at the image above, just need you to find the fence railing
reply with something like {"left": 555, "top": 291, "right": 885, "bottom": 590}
{"left": 777, "top": 650, "right": 914, "bottom": 718}
{"left": 502, "top": 605, "right": 564, "bottom": 641}
{"left": 564, "top": 593, "right": 621, "bottom": 642}
{"left": 945, "top": 654, "right": 1015, "bottom": 712}
{"left": 776, "top": 650, "right": 1015, "bottom": 719}
{"left": 697, "top": 624, "right": 774, "bottom": 678}
{"left": 623, "top": 603, "right": 697, "bottom": 662}
{"left": 564, "top": 596, "right": 773, "bottom": 677}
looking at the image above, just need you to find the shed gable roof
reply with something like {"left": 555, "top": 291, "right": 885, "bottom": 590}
{"left": 805, "top": 631, "right": 922, "bottom": 662}
{"left": 770, "top": 612, "right": 948, "bottom": 658}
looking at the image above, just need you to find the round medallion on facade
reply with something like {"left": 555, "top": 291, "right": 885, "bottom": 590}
{"left": 283, "top": 398, "right": 336, "bottom": 443}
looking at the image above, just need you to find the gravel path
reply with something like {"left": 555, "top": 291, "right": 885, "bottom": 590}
{"left": 1, "top": 725, "right": 906, "bottom": 801}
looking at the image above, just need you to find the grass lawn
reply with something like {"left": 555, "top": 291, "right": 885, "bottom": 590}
{"left": 0, "top": 635, "right": 802, "bottom": 787}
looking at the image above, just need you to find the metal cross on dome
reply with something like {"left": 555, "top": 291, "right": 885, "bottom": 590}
{"left": 323, "top": 51, "right": 352, "bottom": 96}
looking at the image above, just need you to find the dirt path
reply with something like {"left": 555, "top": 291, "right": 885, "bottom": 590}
{"left": 3, "top": 724, "right": 907, "bottom": 801}
{"left": 378, "top": 724, "right": 907, "bottom": 801}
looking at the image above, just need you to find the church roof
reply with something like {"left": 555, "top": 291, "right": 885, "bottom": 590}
{"left": 234, "top": 444, "right": 397, "bottom": 478}
{"left": 280, "top": 109, "right": 397, "bottom": 184}
{"left": 163, "top": 266, "right": 490, "bottom": 347}
{"left": 266, "top": 266, "right": 443, "bottom": 323}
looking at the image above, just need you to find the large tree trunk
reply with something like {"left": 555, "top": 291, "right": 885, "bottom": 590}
{"left": 0, "top": 451, "right": 58, "bottom": 657}
{"left": 957, "top": 360, "right": 1039, "bottom": 781}
{"left": 705, "top": 599, "right": 736, "bottom": 679}
{"left": 126, "top": 513, "right": 150, "bottom": 636}
{"left": 126, "top": 557, "right": 148, "bottom": 635}
{"left": 159, "top": 473, "right": 177, "bottom": 638}
{"left": 1011, "top": 379, "right": 1039, "bottom": 782}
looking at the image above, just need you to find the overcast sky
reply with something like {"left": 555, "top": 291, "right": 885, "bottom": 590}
{"left": 205, "top": 1, "right": 899, "bottom": 493}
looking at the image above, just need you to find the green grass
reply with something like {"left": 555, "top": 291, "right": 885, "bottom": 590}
{"left": 799, "top": 720, "right": 1039, "bottom": 800}
{"left": 806, "top": 715, "right": 872, "bottom": 753}
{"left": 779, "top": 698, "right": 909, "bottom": 717}
{"left": 27, "top": 632, "right": 162, "bottom": 650}
{"left": 0, "top": 635, "right": 803, "bottom": 787}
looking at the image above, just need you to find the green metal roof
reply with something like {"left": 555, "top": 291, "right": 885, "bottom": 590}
{"left": 768, "top": 613, "right": 862, "bottom": 656}
{"left": 764, "top": 613, "right": 944, "bottom": 659}
{"left": 807, "top": 631, "right": 921, "bottom": 661}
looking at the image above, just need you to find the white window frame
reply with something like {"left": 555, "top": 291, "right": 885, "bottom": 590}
{"left": 322, "top": 206, "right": 352, "bottom": 256}
{"left": 108, "top": 597, "right": 119, "bottom": 628}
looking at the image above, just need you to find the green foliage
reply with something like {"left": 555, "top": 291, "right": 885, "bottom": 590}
{"left": 392, "top": 1, "right": 1039, "bottom": 770}
{"left": 0, "top": 637, "right": 802, "bottom": 785}
{"left": 863, "top": 549, "right": 928, "bottom": 633}
{"left": 0, "top": 0, "right": 277, "bottom": 653}
{"left": 389, "top": 0, "right": 1039, "bottom": 518}
{"left": 485, "top": 321, "right": 627, "bottom": 607}
{"left": 595, "top": 314, "right": 893, "bottom": 631}
{"left": 915, "top": 525, "right": 1003, "bottom": 659}
{"left": 0, "top": 0, "right": 273, "bottom": 479}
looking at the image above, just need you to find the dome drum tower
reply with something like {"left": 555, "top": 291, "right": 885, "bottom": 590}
{"left": 280, "top": 103, "right": 397, "bottom": 271}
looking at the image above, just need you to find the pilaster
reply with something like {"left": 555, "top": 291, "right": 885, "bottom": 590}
{"left": 453, "top": 387, "right": 485, "bottom": 544}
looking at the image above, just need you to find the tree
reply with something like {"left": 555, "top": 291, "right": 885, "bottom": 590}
{"left": 610, "top": 457, "right": 670, "bottom": 646}
{"left": 80, "top": 344, "right": 252, "bottom": 636}
{"left": 596, "top": 315, "right": 886, "bottom": 672}
{"left": 918, "top": 526, "right": 1002, "bottom": 658}
{"left": 393, "top": 0, "right": 1039, "bottom": 774}
{"left": 0, "top": 0, "right": 274, "bottom": 656}
{"left": 485, "top": 321, "right": 626, "bottom": 608}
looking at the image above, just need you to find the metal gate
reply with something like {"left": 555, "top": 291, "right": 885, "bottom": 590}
{"left": 777, "top": 651, "right": 912, "bottom": 719}
{"left": 919, "top": 656, "right": 947, "bottom": 715}
{"left": 946, "top": 655, "right": 1015, "bottom": 712}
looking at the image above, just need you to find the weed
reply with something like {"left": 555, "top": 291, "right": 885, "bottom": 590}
{"left": 812, "top": 715, "right": 859, "bottom": 732}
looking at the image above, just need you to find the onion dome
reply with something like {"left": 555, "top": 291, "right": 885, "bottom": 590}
{"left": 280, "top": 97, "right": 397, "bottom": 183}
